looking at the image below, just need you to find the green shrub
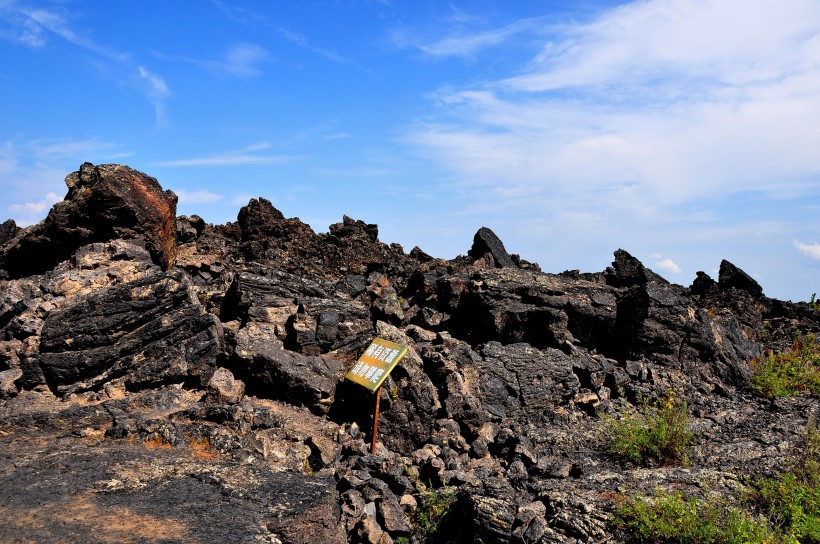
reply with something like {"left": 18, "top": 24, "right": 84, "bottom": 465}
{"left": 752, "top": 333, "right": 820, "bottom": 399}
{"left": 753, "top": 418, "right": 820, "bottom": 543}
{"left": 600, "top": 390, "right": 694, "bottom": 466}
{"left": 615, "top": 420, "right": 820, "bottom": 544}
{"left": 412, "top": 485, "right": 455, "bottom": 541}
{"left": 614, "top": 491, "right": 775, "bottom": 544}
{"left": 755, "top": 473, "right": 820, "bottom": 543}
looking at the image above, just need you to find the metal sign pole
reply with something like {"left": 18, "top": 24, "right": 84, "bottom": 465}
{"left": 371, "top": 386, "right": 381, "bottom": 455}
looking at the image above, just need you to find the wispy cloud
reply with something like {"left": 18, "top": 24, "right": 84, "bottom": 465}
{"left": 174, "top": 189, "right": 224, "bottom": 205}
{"left": 403, "top": 0, "right": 820, "bottom": 218}
{"left": 394, "top": 16, "right": 549, "bottom": 60}
{"left": 211, "top": 1, "right": 354, "bottom": 65}
{"left": 154, "top": 143, "right": 293, "bottom": 167}
{"left": 160, "top": 42, "right": 271, "bottom": 79}
{"left": 794, "top": 240, "right": 820, "bottom": 260}
{"left": 275, "top": 26, "right": 353, "bottom": 65}
{"left": 1, "top": 2, "right": 171, "bottom": 125}
{"left": 219, "top": 42, "right": 269, "bottom": 77}
{"left": 137, "top": 66, "right": 170, "bottom": 125}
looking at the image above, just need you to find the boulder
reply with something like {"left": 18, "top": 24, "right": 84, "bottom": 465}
{"left": 206, "top": 367, "right": 245, "bottom": 404}
{"left": 1, "top": 163, "right": 177, "bottom": 278}
{"left": 0, "top": 219, "right": 19, "bottom": 246}
{"left": 237, "top": 197, "right": 322, "bottom": 267}
{"left": 469, "top": 227, "right": 517, "bottom": 269}
{"left": 38, "top": 269, "right": 221, "bottom": 394}
{"left": 718, "top": 259, "right": 764, "bottom": 297}
{"left": 231, "top": 322, "right": 344, "bottom": 415}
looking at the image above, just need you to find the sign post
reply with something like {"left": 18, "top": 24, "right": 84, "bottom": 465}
{"left": 371, "top": 387, "right": 381, "bottom": 455}
{"left": 344, "top": 337, "right": 408, "bottom": 454}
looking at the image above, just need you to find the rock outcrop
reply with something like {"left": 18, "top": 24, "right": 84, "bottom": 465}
{"left": 1, "top": 163, "right": 818, "bottom": 544}
{"left": 0, "top": 163, "right": 177, "bottom": 278}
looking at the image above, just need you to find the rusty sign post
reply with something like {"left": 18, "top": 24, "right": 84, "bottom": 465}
{"left": 344, "top": 337, "right": 408, "bottom": 454}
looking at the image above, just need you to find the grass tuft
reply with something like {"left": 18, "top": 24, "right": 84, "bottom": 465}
{"left": 752, "top": 333, "right": 820, "bottom": 399}
{"left": 600, "top": 390, "right": 694, "bottom": 467}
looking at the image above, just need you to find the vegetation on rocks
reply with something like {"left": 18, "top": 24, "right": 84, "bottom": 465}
{"left": 614, "top": 490, "right": 774, "bottom": 544}
{"left": 615, "top": 419, "right": 820, "bottom": 544}
{"left": 600, "top": 390, "right": 694, "bottom": 467}
{"left": 752, "top": 332, "right": 820, "bottom": 399}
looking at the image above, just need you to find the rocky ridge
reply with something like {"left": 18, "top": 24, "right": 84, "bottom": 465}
{"left": 0, "top": 163, "right": 818, "bottom": 543}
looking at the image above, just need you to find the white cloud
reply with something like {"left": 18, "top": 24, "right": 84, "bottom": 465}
{"left": 222, "top": 43, "right": 268, "bottom": 77}
{"left": 405, "top": 17, "right": 548, "bottom": 60}
{"left": 794, "top": 240, "right": 820, "bottom": 260}
{"left": 174, "top": 189, "right": 224, "bottom": 205}
{"left": 137, "top": 66, "right": 170, "bottom": 125}
{"left": 7, "top": 191, "right": 62, "bottom": 226}
{"left": 654, "top": 257, "right": 682, "bottom": 274}
{"left": 154, "top": 143, "right": 292, "bottom": 167}
{"left": 403, "top": 0, "right": 820, "bottom": 216}
{"left": 180, "top": 43, "right": 270, "bottom": 79}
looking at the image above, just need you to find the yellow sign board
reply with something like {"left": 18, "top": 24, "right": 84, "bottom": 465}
{"left": 345, "top": 337, "right": 408, "bottom": 392}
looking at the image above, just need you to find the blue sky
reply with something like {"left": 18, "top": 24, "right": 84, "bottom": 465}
{"left": 1, "top": 0, "right": 819, "bottom": 302}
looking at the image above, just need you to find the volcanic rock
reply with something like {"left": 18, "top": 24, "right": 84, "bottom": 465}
{"left": 2, "top": 163, "right": 819, "bottom": 544}
{"left": 0, "top": 163, "right": 177, "bottom": 278}
{"left": 469, "top": 226, "right": 518, "bottom": 269}
{"left": 38, "top": 268, "right": 221, "bottom": 395}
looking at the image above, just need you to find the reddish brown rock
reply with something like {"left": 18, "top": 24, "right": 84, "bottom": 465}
{"left": 0, "top": 163, "right": 177, "bottom": 278}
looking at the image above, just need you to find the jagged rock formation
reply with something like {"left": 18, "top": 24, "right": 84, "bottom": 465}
{"left": 0, "top": 163, "right": 818, "bottom": 543}
{"left": 0, "top": 163, "right": 177, "bottom": 278}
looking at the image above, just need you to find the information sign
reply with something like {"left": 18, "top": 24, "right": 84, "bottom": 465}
{"left": 345, "top": 337, "right": 408, "bottom": 392}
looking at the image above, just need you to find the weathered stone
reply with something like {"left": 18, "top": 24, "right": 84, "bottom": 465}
{"left": 231, "top": 323, "right": 344, "bottom": 414}
{"left": 0, "top": 219, "right": 19, "bottom": 245}
{"left": 38, "top": 269, "right": 221, "bottom": 394}
{"left": 176, "top": 214, "right": 205, "bottom": 243}
{"left": 469, "top": 227, "right": 517, "bottom": 269}
{"left": 471, "top": 495, "right": 515, "bottom": 543}
{"left": 0, "top": 368, "right": 22, "bottom": 398}
{"left": 206, "top": 367, "right": 245, "bottom": 404}
{"left": 476, "top": 342, "right": 582, "bottom": 421}
{"left": 718, "top": 259, "right": 764, "bottom": 297}
{"left": 1, "top": 163, "right": 177, "bottom": 278}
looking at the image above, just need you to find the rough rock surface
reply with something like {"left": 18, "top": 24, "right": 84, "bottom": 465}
{"left": 1, "top": 164, "right": 819, "bottom": 543}
{"left": 0, "top": 163, "right": 177, "bottom": 278}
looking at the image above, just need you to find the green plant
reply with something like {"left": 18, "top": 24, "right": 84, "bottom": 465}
{"left": 614, "top": 490, "right": 775, "bottom": 544}
{"left": 600, "top": 390, "right": 694, "bottom": 466}
{"left": 755, "top": 473, "right": 820, "bottom": 543}
{"left": 810, "top": 293, "right": 819, "bottom": 312}
{"left": 752, "top": 418, "right": 820, "bottom": 543}
{"left": 752, "top": 333, "right": 820, "bottom": 399}
{"left": 413, "top": 485, "right": 455, "bottom": 540}
{"left": 403, "top": 465, "right": 456, "bottom": 541}
{"left": 615, "top": 419, "right": 820, "bottom": 544}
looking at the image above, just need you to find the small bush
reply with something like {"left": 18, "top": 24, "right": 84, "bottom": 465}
{"left": 600, "top": 390, "right": 694, "bottom": 466}
{"left": 752, "top": 333, "right": 820, "bottom": 399}
{"left": 413, "top": 486, "right": 455, "bottom": 539}
{"left": 753, "top": 418, "right": 820, "bottom": 543}
{"left": 614, "top": 491, "right": 775, "bottom": 544}
{"left": 755, "top": 473, "right": 820, "bottom": 543}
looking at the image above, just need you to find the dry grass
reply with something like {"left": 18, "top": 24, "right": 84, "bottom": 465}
{"left": 141, "top": 434, "right": 173, "bottom": 451}
{"left": 187, "top": 437, "right": 216, "bottom": 461}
